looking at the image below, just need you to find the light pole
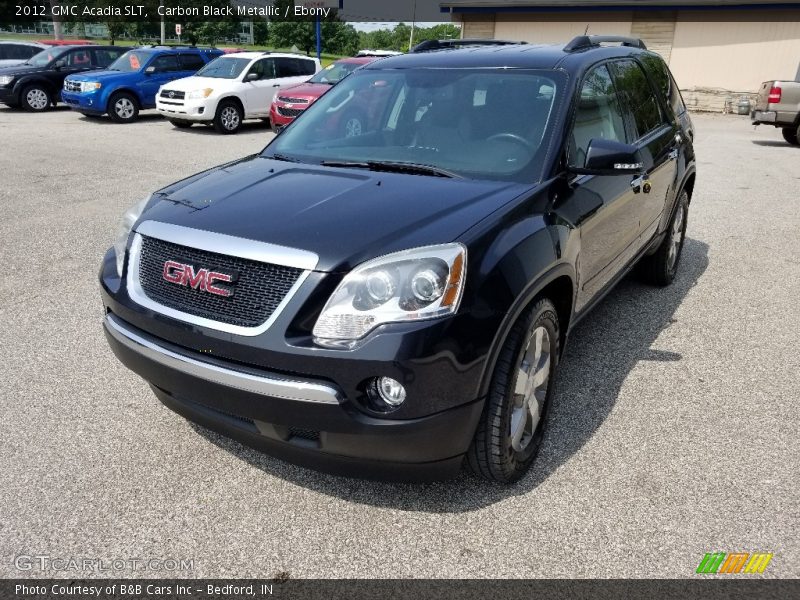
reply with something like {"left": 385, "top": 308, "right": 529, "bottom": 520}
{"left": 408, "top": 0, "right": 417, "bottom": 51}
{"left": 160, "top": 0, "right": 165, "bottom": 44}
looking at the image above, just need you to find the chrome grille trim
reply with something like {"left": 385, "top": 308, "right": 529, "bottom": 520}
{"left": 126, "top": 221, "right": 318, "bottom": 337}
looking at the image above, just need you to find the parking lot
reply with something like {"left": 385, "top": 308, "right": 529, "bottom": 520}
{"left": 0, "top": 106, "right": 798, "bottom": 578}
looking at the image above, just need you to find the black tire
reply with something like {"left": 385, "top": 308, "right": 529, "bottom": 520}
{"left": 639, "top": 190, "right": 689, "bottom": 286}
{"left": 169, "top": 119, "right": 193, "bottom": 129}
{"left": 21, "top": 84, "right": 52, "bottom": 112}
{"left": 467, "top": 298, "right": 560, "bottom": 483}
{"left": 107, "top": 92, "right": 139, "bottom": 123}
{"left": 213, "top": 100, "right": 242, "bottom": 134}
{"left": 341, "top": 110, "right": 366, "bottom": 138}
{"left": 781, "top": 126, "right": 799, "bottom": 146}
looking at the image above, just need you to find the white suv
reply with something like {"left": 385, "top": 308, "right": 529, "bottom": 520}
{"left": 155, "top": 52, "right": 321, "bottom": 134}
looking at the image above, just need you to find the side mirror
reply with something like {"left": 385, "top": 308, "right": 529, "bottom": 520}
{"left": 144, "top": 66, "right": 156, "bottom": 75}
{"left": 571, "top": 139, "right": 643, "bottom": 175}
{"left": 54, "top": 59, "right": 66, "bottom": 69}
{"left": 245, "top": 72, "right": 259, "bottom": 82}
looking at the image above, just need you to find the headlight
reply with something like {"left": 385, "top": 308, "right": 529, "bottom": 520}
{"left": 0, "top": 75, "right": 14, "bottom": 85}
{"left": 113, "top": 196, "right": 151, "bottom": 278}
{"left": 187, "top": 88, "right": 213, "bottom": 99}
{"left": 81, "top": 81, "right": 101, "bottom": 92}
{"left": 312, "top": 244, "right": 466, "bottom": 344}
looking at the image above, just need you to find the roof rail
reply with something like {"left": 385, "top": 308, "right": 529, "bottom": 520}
{"left": 564, "top": 35, "right": 647, "bottom": 52}
{"left": 410, "top": 39, "right": 526, "bottom": 53}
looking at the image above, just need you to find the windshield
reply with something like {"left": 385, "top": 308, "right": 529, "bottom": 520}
{"left": 308, "top": 61, "right": 362, "bottom": 85}
{"left": 195, "top": 57, "right": 250, "bottom": 79}
{"left": 26, "top": 47, "right": 67, "bottom": 67}
{"left": 263, "top": 68, "right": 562, "bottom": 182}
{"left": 107, "top": 50, "right": 151, "bottom": 72}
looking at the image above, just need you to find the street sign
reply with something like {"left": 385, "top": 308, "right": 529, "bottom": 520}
{"left": 175, "top": 24, "right": 182, "bottom": 36}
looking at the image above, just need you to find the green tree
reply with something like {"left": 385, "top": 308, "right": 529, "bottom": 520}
{"left": 253, "top": 20, "right": 269, "bottom": 46}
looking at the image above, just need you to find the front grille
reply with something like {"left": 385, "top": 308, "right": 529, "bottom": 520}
{"left": 277, "top": 96, "right": 310, "bottom": 104}
{"left": 288, "top": 427, "right": 320, "bottom": 441}
{"left": 160, "top": 89, "right": 185, "bottom": 100}
{"left": 64, "top": 80, "right": 81, "bottom": 92}
{"left": 277, "top": 106, "right": 305, "bottom": 118}
{"left": 137, "top": 235, "right": 303, "bottom": 328}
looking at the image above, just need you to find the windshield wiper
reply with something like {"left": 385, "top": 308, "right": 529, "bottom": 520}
{"left": 269, "top": 153, "right": 303, "bottom": 163}
{"left": 320, "top": 160, "right": 460, "bottom": 178}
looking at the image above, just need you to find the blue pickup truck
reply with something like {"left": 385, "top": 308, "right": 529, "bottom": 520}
{"left": 62, "top": 46, "right": 222, "bottom": 123}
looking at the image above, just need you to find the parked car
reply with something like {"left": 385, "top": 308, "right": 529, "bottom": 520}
{"left": 100, "top": 36, "right": 696, "bottom": 483}
{"left": 269, "top": 56, "right": 379, "bottom": 132}
{"left": 155, "top": 52, "right": 320, "bottom": 134}
{"left": 0, "top": 45, "right": 123, "bottom": 111}
{"left": 751, "top": 79, "right": 800, "bottom": 145}
{"left": 0, "top": 41, "right": 47, "bottom": 68}
{"left": 61, "top": 46, "right": 222, "bottom": 123}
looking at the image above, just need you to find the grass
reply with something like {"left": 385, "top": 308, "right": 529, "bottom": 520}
{"left": 0, "top": 33, "right": 343, "bottom": 66}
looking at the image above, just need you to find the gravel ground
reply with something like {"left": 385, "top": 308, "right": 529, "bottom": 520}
{"left": 0, "top": 107, "right": 797, "bottom": 579}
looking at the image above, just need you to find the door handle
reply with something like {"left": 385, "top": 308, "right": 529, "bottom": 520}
{"left": 272, "top": 84, "right": 281, "bottom": 87}
{"left": 668, "top": 148, "right": 679, "bottom": 160}
{"left": 631, "top": 175, "right": 651, "bottom": 194}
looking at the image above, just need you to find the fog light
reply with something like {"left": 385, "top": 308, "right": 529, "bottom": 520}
{"left": 376, "top": 376, "right": 406, "bottom": 407}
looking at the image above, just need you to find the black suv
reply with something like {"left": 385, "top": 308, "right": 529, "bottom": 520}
{"left": 100, "top": 36, "right": 696, "bottom": 483}
{"left": 0, "top": 44, "right": 123, "bottom": 111}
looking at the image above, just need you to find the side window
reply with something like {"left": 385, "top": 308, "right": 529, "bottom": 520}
{"left": 68, "top": 49, "right": 92, "bottom": 67}
{"left": 93, "top": 49, "right": 122, "bottom": 68}
{"left": 610, "top": 59, "right": 664, "bottom": 140}
{"left": 639, "top": 54, "right": 686, "bottom": 118}
{"left": 179, "top": 53, "right": 205, "bottom": 71}
{"left": 246, "top": 58, "right": 275, "bottom": 80}
{"left": 569, "top": 64, "right": 627, "bottom": 168}
{"left": 0, "top": 46, "right": 7, "bottom": 60}
{"left": 150, "top": 54, "right": 181, "bottom": 73}
{"left": 276, "top": 58, "right": 313, "bottom": 78}
{"left": 298, "top": 59, "right": 316, "bottom": 76}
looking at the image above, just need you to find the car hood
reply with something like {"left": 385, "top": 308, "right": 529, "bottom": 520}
{"left": 139, "top": 155, "right": 531, "bottom": 273}
{"left": 276, "top": 82, "right": 330, "bottom": 100}
{"left": 0, "top": 59, "right": 26, "bottom": 68}
{"left": 67, "top": 69, "right": 136, "bottom": 82}
{"left": 0, "top": 64, "right": 46, "bottom": 77}
{"left": 158, "top": 76, "right": 224, "bottom": 91}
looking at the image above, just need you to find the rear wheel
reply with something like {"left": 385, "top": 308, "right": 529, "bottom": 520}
{"left": 213, "top": 100, "right": 242, "bottom": 134}
{"left": 108, "top": 92, "right": 139, "bottom": 123}
{"left": 639, "top": 190, "right": 689, "bottom": 286}
{"left": 21, "top": 84, "right": 51, "bottom": 112}
{"left": 781, "top": 126, "right": 799, "bottom": 146}
{"left": 169, "top": 119, "right": 193, "bottom": 129}
{"left": 467, "top": 298, "right": 560, "bottom": 483}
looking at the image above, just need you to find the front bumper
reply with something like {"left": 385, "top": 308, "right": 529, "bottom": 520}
{"left": 0, "top": 85, "right": 17, "bottom": 104}
{"left": 156, "top": 97, "right": 215, "bottom": 121}
{"left": 61, "top": 89, "right": 104, "bottom": 113}
{"left": 103, "top": 312, "right": 482, "bottom": 481}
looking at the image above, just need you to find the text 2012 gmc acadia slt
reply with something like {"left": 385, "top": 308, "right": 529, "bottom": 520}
{"left": 100, "top": 37, "right": 696, "bottom": 483}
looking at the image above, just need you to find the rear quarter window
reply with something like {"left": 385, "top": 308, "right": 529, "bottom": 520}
{"left": 639, "top": 54, "right": 686, "bottom": 118}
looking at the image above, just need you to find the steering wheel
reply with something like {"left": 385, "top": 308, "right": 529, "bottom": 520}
{"left": 486, "top": 132, "right": 534, "bottom": 152}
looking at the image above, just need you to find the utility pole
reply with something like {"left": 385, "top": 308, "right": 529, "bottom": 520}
{"left": 160, "top": 0, "right": 165, "bottom": 44}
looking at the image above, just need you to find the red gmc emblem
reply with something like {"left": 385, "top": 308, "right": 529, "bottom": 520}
{"left": 162, "top": 260, "right": 234, "bottom": 297}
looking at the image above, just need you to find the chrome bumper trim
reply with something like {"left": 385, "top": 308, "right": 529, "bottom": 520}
{"left": 105, "top": 314, "right": 342, "bottom": 405}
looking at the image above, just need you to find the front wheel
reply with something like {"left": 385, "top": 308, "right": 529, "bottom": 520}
{"left": 213, "top": 101, "right": 242, "bottom": 134}
{"left": 782, "top": 126, "right": 799, "bottom": 146}
{"left": 639, "top": 190, "right": 689, "bottom": 286}
{"left": 21, "top": 85, "right": 51, "bottom": 112}
{"left": 108, "top": 92, "right": 139, "bottom": 123}
{"left": 467, "top": 298, "right": 560, "bottom": 483}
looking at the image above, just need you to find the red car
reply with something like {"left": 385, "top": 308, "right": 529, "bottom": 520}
{"left": 269, "top": 56, "right": 379, "bottom": 132}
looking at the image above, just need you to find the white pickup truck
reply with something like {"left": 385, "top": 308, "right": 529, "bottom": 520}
{"left": 751, "top": 74, "right": 800, "bottom": 146}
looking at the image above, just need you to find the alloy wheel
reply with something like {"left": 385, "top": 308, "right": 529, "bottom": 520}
{"left": 221, "top": 106, "right": 240, "bottom": 131}
{"left": 667, "top": 203, "right": 685, "bottom": 271}
{"left": 115, "top": 98, "right": 135, "bottom": 120}
{"left": 26, "top": 88, "right": 49, "bottom": 110}
{"left": 509, "top": 325, "right": 551, "bottom": 452}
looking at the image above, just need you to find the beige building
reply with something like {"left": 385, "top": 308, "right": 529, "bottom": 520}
{"left": 443, "top": 0, "right": 800, "bottom": 111}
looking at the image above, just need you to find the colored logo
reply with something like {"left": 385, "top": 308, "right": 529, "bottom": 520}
{"left": 696, "top": 552, "right": 773, "bottom": 574}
